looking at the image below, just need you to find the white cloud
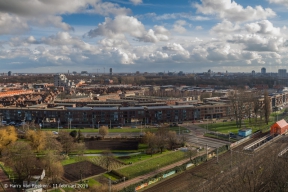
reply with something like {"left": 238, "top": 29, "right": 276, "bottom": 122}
{"left": 269, "top": 0, "right": 288, "bottom": 7}
{"left": 211, "top": 20, "right": 241, "bottom": 35}
{"left": 0, "top": 0, "right": 130, "bottom": 17}
{"left": 99, "top": 38, "right": 131, "bottom": 49}
{"left": 86, "top": 16, "right": 170, "bottom": 43}
{"left": 195, "top": 26, "right": 203, "bottom": 30}
{"left": 130, "top": 0, "right": 143, "bottom": 5}
{"left": 173, "top": 20, "right": 187, "bottom": 34}
{"left": 0, "top": 13, "right": 29, "bottom": 35}
{"left": 111, "top": 48, "right": 137, "bottom": 64}
{"left": 228, "top": 34, "right": 284, "bottom": 52}
{"left": 0, "top": 0, "right": 131, "bottom": 32}
{"left": 194, "top": 0, "right": 276, "bottom": 22}
{"left": 245, "top": 20, "right": 281, "bottom": 36}
{"left": 137, "top": 12, "right": 210, "bottom": 21}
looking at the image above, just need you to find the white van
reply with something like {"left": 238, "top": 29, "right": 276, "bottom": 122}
{"left": 2, "top": 121, "right": 7, "bottom": 125}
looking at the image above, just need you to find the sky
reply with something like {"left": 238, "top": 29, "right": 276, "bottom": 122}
{"left": 1, "top": 0, "right": 288, "bottom": 74}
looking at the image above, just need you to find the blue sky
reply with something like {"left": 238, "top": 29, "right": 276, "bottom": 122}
{"left": 0, "top": 0, "right": 288, "bottom": 73}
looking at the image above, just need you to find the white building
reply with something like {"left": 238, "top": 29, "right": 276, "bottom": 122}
{"left": 54, "top": 74, "right": 75, "bottom": 88}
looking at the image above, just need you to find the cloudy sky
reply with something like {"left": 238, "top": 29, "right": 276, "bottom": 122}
{"left": 1, "top": 0, "right": 288, "bottom": 73}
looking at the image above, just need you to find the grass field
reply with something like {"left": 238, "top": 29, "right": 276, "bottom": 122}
{"left": 116, "top": 150, "right": 187, "bottom": 179}
{"left": 103, "top": 172, "right": 120, "bottom": 181}
{"left": 117, "top": 150, "right": 168, "bottom": 164}
{"left": 198, "top": 116, "right": 281, "bottom": 134}
{"left": 61, "top": 156, "right": 95, "bottom": 165}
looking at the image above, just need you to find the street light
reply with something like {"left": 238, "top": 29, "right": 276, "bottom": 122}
{"left": 57, "top": 119, "right": 60, "bottom": 133}
{"left": 98, "top": 121, "right": 100, "bottom": 134}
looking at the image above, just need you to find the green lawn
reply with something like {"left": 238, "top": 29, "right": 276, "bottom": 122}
{"left": 116, "top": 150, "right": 187, "bottom": 179}
{"left": 61, "top": 157, "right": 79, "bottom": 165}
{"left": 103, "top": 172, "right": 121, "bottom": 181}
{"left": 61, "top": 156, "right": 95, "bottom": 165}
{"left": 198, "top": 117, "right": 278, "bottom": 134}
{"left": 117, "top": 150, "right": 168, "bottom": 164}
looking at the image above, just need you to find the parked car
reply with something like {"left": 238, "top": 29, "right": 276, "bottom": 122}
{"left": 131, "top": 126, "right": 137, "bottom": 128}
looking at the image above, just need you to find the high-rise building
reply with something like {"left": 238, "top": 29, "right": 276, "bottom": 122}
{"left": 261, "top": 67, "right": 266, "bottom": 74}
{"left": 109, "top": 68, "right": 112, "bottom": 76}
{"left": 252, "top": 70, "right": 255, "bottom": 77}
{"left": 278, "top": 69, "right": 287, "bottom": 78}
{"left": 7, "top": 71, "right": 12, "bottom": 76}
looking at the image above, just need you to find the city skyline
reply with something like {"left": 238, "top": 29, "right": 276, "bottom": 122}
{"left": 1, "top": 0, "right": 288, "bottom": 73}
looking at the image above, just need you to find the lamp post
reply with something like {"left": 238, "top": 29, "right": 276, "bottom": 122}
{"left": 57, "top": 119, "right": 60, "bottom": 133}
{"left": 98, "top": 121, "right": 100, "bottom": 134}
{"left": 110, "top": 120, "right": 111, "bottom": 129}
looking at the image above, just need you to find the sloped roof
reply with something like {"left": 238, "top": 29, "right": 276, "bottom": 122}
{"left": 275, "top": 119, "right": 288, "bottom": 129}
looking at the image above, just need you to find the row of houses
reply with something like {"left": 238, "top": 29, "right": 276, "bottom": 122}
{"left": 0, "top": 102, "right": 230, "bottom": 127}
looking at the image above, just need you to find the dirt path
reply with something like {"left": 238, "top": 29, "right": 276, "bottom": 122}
{"left": 0, "top": 169, "right": 17, "bottom": 192}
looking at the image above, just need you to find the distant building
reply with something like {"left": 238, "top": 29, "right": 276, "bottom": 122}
{"left": 178, "top": 71, "right": 185, "bottom": 76}
{"left": 261, "top": 67, "right": 266, "bottom": 74}
{"left": 252, "top": 70, "right": 255, "bottom": 77}
{"left": 54, "top": 74, "right": 74, "bottom": 88}
{"left": 110, "top": 68, "right": 113, "bottom": 76}
{"left": 104, "top": 79, "right": 113, "bottom": 84}
{"left": 8, "top": 71, "right": 12, "bottom": 76}
{"left": 72, "top": 71, "right": 77, "bottom": 75}
{"left": 278, "top": 69, "right": 287, "bottom": 78}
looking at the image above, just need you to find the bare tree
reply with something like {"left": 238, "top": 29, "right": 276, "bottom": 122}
{"left": 263, "top": 90, "right": 271, "bottom": 125}
{"left": 252, "top": 91, "right": 263, "bottom": 123}
{"left": 2, "top": 141, "right": 38, "bottom": 181}
{"left": 228, "top": 89, "right": 247, "bottom": 128}
{"left": 166, "top": 131, "right": 178, "bottom": 150}
{"left": 58, "top": 131, "right": 75, "bottom": 154}
{"left": 155, "top": 126, "right": 169, "bottom": 153}
{"left": 143, "top": 132, "right": 157, "bottom": 156}
{"left": 41, "top": 150, "right": 64, "bottom": 184}
{"left": 99, "top": 126, "right": 109, "bottom": 139}
{"left": 98, "top": 150, "right": 115, "bottom": 171}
